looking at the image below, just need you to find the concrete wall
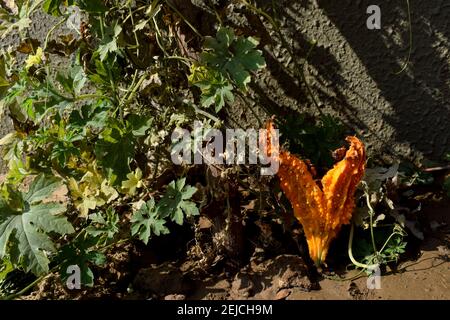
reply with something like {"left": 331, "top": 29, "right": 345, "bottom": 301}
{"left": 224, "top": 0, "right": 450, "bottom": 164}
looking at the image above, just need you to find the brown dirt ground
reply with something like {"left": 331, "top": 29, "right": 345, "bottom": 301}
{"left": 1, "top": 174, "right": 449, "bottom": 300}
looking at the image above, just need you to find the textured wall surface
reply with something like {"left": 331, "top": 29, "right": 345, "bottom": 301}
{"left": 1, "top": 0, "right": 449, "bottom": 173}
{"left": 310, "top": 0, "right": 450, "bottom": 162}
{"left": 225, "top": 0, "right": 450, "bottom": 163}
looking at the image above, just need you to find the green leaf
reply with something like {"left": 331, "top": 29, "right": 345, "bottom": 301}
{"left": 200, "top": 27, "right": 266, "bottom": 90}
{"left": 24, "top": 174, "right": 61, "bottom": 204}
{"left": 190, "top": 27, "right": 264, "bottom": 110}
{"left": 86, "top": 208, "right": 119, "bottom": 245}
{"left": 121, "top": 168, "right": 143, "bottom": 196}
{"left": 68, "top": 101, "right": 111, "bottom": 133}
{"left": 233, "top": 37, "right": 265, "bottom": 71}
{"left": 0, "top": 258, "right": 14, "bottom": 281}
{"left": 75, "top": 0, "right": 107, "bottom": 13}
{"left": 131, "top": 198, "right": 169, "bottom": 244}
{"left": 95, "top": 124, "right": 135, "bottom": 185}
{"left": 43, "top": 0, "right": 66, "bottom": 16}
{"left": 97, "top": 24, "right": 122, "bottom": 61}
{"left": 157, "top": 178, "right": 199, "bottom": 225}
{"left": 204, "top": 27, "right": 234, "bottom": 54}
{"left": 127, "top": 114, "right": 153, "bottom": 137}
{"left": 0, "top": 177, "right": 74, "bottom": 275}
{"left": 56, "top": 65, "right": 87, "bottom": 96}
{"left": 193, "top": 70, "right": 234, "bottom": 112}
{"left": 57, "top": 236, "right": 106, "bottom": 287}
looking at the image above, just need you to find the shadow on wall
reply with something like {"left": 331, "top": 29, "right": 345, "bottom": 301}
{"left": 243, "top": 0, "right": 450, "bottom": 162}
{"left": 314, "top": 0, "right": 450, "bottom": 160}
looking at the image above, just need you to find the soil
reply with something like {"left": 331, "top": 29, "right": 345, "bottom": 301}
{"left": 14, "top": 180, "right": 449, "bottom": 301}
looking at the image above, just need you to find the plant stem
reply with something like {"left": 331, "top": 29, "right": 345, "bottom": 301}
{"left": 128, "top": 1, "right": 141, "bottom": 57}
{"left": 1, "top": 275, "right": 44, "bottom": 300}
{"left": 163, "top": 0, "right": 203, "bottom": 39}
{"left": 364, "top": 190, "right": 379, "bottom": 254}
{"left": 194, "top": 106, "right": 221, "bottom": 124}
{"left": 348, "top": 222, "right": 379, "bottom": 270}
{"left": 323, "top": 269, "right": 366, "bottom": 282}
{"left": 0, "top": 264, "right": 58, "bottom": 301}
{"left": 77, "top": 93, "right": 111, "bottom": 101}
{"left": 120, "top": 71, "right": 148, "bottom": 108}
{"left": 43, "top": 16, "right": 69, "bottom": 51}
{"left": 395, "top": 0, "right": 412, "bottom": 74}
{"left": 378, "top": 233, "right": 396, "bottom": 254}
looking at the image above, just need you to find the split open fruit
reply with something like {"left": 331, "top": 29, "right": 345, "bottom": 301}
{"left": 264, "top": 120, "right": 366, "bottom": 266}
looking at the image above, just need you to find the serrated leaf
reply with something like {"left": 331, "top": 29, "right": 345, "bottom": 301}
{"left": 0, "top": 176, "right": 74, "bottom": 275}
{"left": 86, "top": 208, "right": 119, "bottom": 245}
{"left": 131, "top": 198, "right": 169, "bottom": 244}
{"left": 57, "top": 236, "right": 106, "bottom": 287}
{"left": 194, "top": 71, "right": 234, "bottom": 112}
{"left": 68, "top": 169, "right": 118, "bottom": 218}
{"left": 157, "top": 178, "right": 199, "bottom": 225}
{"left": 95, "top": 125, "right": 135, "bottom": 185}
{"left": 97, "top": 24, "right": 122, "bottom": 61}
{"left": 25, "top": 47, "right": 44, "bottom": 70}
{"left": 24, "top": 174, "right": 61, "bottom": 204}
{"left": 134, "top": 19, "right": 148, "bottom": 31}
{"left": 121, "top": 168, "right": 143, "bottom": 196}
{"left": 199, "top": 27, "right": 266, "bottom": 90}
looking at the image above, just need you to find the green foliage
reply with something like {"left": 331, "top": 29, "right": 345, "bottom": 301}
{"left": 398, "top": 163, "right": 434, "bottom": 187}
{"left": 97, "top": 24, "right": 123, "bottom": 61}
{"left": 86, "top": 209, "right": 120, "bottom": 246}
{"left": 94, "top": 123, "right": 135, "bottom": 185}
{"left": 0, "top": 175, "right": 75, "bottom": 276}
{"left": 284, "top": 114, "right": 346, "bottom": 168}
{"left": 158, "top": 178, "right": 199, "bottom": 225}
{"left": 0, "top": 0, "right": 37, "bottom": 39}
{"left": 201, "top": 27, "right": 265, "bottom": 89}
{"left": 43, "top": 0, "right": 73, "bottom": 16}
{"left": 57, "top": 236, "right": 107, "bottom": 287}
{"left": 189, "top": 66, "right": 234, "bottom": 112}
{"left": 0, "top": 0, "right": 208, "bottom": 293}
{"left": 354, "top": 227, "right": 407, "bottom": 266}
{"left": 131, "top": 178, "right": 199, "bottom": 244}
{"left": 350, "top": 168, "right": 409, "bottom": 272}
{"left": 131, "top": 198, "right": 169, "bottom": 245}
{"left": 189, "top": 27, "right": 266, "bottom": 111}
{"left": 75, "top": 0, "right": 107, "bottom": 14}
